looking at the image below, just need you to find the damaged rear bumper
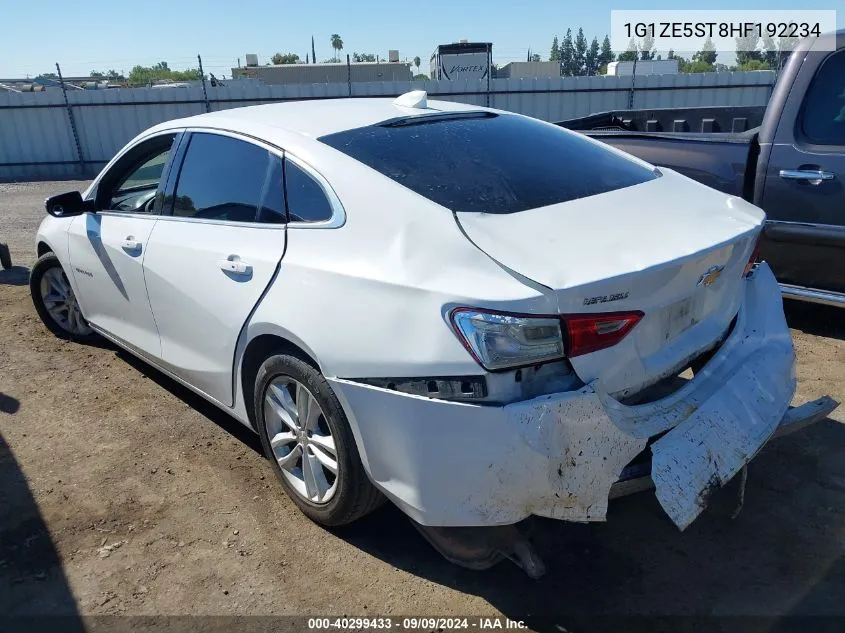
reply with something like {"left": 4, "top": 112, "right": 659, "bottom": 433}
{"left": 329, "top": 264, "right": 838, "bottom": 530}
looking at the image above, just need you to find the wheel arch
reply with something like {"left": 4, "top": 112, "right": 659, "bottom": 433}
{"left": 37, "top": 240, "right": 53, "bottom": 257}
{"left": 239, "top": 330, "right": 322, "bottom": 429}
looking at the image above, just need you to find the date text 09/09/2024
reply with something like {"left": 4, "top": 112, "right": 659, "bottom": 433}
{"left": 624, "top": 21, "right": 822, "bottom": 40}
{"left": 307, "top": 617, "right": 527, "bottom": 630}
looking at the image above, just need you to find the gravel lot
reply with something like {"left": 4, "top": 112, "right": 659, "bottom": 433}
{"left": 2, "top": 181, "right": 845, "bottom": 628}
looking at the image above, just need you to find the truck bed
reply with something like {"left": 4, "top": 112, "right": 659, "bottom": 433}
{"left": 557, "top": 108, "right": 759, "bottom": 198}
{"left": 559, "top": 105, "right": 766, "bottom": 135}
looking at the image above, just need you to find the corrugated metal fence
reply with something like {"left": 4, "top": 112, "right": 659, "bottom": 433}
{"left": 0, "top": 71, "right": 776, "bottom": 182}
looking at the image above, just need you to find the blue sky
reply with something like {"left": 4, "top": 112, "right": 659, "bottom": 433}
{"left": 1, "top": 0, "right": 841, "bottom": 78}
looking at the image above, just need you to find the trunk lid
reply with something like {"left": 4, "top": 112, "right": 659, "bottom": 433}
{"left": 455, "top": 169, "right": 764, "bottom": 397}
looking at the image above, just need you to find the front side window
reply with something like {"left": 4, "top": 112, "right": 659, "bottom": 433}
{"left": 171, "top": 133, "right": 284, "bottom": 223}
{"left": 320, "top": 112, "right": 659, "bottom": 214}
{"left": 99, "top": 134, "right": 176, "bottom": 214}
{"left": 800, "top": 49, "right": 845, "bottom": 146}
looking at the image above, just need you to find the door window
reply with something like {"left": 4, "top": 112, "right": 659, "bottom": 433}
{"left": 800, "top": 49, "right": 845, "bottom": 146}
{"left": 97, "top": 134, "right": 177, "bottom": 214}
{"left": 171, "top": 133, "right": 285, "bottom": 223}
{"left": 284, "top": 159, "right": 334, "bottom": 223}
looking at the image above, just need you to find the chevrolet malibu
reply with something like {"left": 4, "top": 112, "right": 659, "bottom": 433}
{"left": 30, "top": 91, "right": 836, "bottom": 575}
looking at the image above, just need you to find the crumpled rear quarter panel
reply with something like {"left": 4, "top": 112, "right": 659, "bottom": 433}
{"left": 330, "top": 264, "right": 797, "bottom": 529}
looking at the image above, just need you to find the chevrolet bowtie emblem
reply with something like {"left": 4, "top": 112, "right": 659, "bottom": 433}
{"left": 697, "top": 265, "right": 725, "bottom": 287}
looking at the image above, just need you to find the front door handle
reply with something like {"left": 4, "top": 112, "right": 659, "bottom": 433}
{"left": 121, "top": 236, "right": 142, "bottom": 252}
{"left": 219, "top": 256, "right": 252, "bottom": 275}
{"left": 779, "top": 169, "right": 835, "bottom": 184}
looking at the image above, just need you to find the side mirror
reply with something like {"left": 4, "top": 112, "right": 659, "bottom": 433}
{"left": 44, "top": 191, "right": 91, "bottom": 217}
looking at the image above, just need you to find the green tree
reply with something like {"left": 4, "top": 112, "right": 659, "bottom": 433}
{"left": 639, "top": 34, "right": 655, "bottom": 61}
{"left": 762, "top": 36, "right": 778, "bottom": 67}
{"left": 530, "top": 53, "right": 541, "bottom": 63}
{"left": 598, "top": 35, "right": 614, "bottom": 73}
{"left": 90, "top": 69, "right": 124, "bottom": 80}
{"left": 330, "top": 34, "right": 344, "bottom": 62}
{"left": 272, "top": 53, "right": 300, "bottom": 65}
{"left": 573, "top": 28, "right": 588, "bottom": 76}
{"left": 774, "top": 36, "right": 797, "bottom": 71}
{"left": 680, "top": 59, "right": 715, "bottom": 73}
{"left": 693, "top": 37, "right": 717, "bottom": 66}
{"left": 550, "top": 35, "right": 560, "bottom": 62}
{"left": 616, "top": 37, "right": 638, "bottom": 62}
{"left": 413, "top": 73, "right": 429, "bottom": 81}
{"left": 735, "top": 33, "right": 762, "bottom": 66}
{"left": 127, "top": 62, "right": 201, "bottom": 85}
{"left": 560, "top": 28, "right": 575, "bottom": 76}
{"left": 352, "top": 52, "right": 377, "bottom": 62}
{"left": 413, "top": 56, "right": 421, "bottom": 73}
{"left": 312, "top": 36, "right": 317, "bottom": 64}
{"left": 736, "top": 59, "right": 771, "bottom": 71}
{"left": 585, "top": 36, "right": 600, "bottom": 75}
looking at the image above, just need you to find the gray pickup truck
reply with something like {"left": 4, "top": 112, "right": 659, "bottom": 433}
{"left": 560, "top": 30, "right": 845, "bottom": 307}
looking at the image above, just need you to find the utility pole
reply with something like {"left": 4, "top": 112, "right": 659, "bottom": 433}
{"left": 198, "top": 54, "right": 210, "bottom": 113}
{"left": 56, "top": 63, "right": 85, "bottom": 176}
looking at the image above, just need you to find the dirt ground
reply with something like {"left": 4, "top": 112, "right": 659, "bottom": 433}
{"left": 2, "top": 181, "right": 845, "bottom": 629}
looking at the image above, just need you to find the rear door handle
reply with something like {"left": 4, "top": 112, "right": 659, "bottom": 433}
{"left": 121, "top": 236, "right": 142, "bottom": 252}
{"left": 779, "top": 169, "right": 835, "bottom": 184}
{"left": 219, "top": 256, "right": 252, "bottom": 275}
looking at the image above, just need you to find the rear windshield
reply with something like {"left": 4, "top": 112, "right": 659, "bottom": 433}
{"left": 319, "top": 113, "right": 659, "bottom": 214}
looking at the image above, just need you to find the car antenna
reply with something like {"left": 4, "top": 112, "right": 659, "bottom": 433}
{"left": 393, "top": 90, "right": 428, "bottom": 109}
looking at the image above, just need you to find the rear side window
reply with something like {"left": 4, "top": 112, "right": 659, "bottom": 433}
{"left": 285, "top": 159, "right": 334, "bottom": 223}
{"left": 319, "top": 113, "right": 658, "bottom": 214}
{"left": 172, "top": 133, "right": 285, "bottom": 223}
{"left": 800, "top": 49, "right": 845, "bottom": 146}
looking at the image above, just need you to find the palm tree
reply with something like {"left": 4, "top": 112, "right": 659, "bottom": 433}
{"left": 413, "top": 56, "right": 421, "bottom": 74}
{"left": 330, "top": 34, "right": 343, "bottom": 62}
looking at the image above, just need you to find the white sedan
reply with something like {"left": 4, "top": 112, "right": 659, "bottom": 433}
{"left": 30, "top": 91, "right": 836, "bottom": 574}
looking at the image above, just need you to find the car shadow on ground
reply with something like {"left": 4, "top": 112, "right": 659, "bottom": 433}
{"left": 784, "top": 300, "right": 845, "bottom": 341}
{"left": 111, "top": 348, "right": 263, "bottom": 455}
{"left": 335, "top": 419, "right": 845, "bottom": 631}
{"left": 0, "top": 266, "right": 30, "bottom": 287}
{"left": 0, "top": 425, "right": 85, "bottom": 631}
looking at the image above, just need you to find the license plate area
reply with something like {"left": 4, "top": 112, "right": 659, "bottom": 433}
{"left": 663, "top": 296, "right": 697, "bottom": 342}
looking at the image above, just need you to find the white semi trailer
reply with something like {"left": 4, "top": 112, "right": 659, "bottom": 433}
{"left": 430, "top": 42, "right": 492, "bottom": 81}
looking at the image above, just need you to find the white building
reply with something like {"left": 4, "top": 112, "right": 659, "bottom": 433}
{"left": 606, "top": 60, "right": 680, "bottom": 76}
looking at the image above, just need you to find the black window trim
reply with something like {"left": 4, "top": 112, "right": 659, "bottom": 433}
{"left": 283, "top": 152, "right": 346, "bottom": 229}
{"left": 159, "top": 128, "right": 289, "bottom": 229}
{"left": 86, "top": 130, "right": 183, "bottom": 217}
{"left": 158, "top": 126, "right": 345, "bottom": 229}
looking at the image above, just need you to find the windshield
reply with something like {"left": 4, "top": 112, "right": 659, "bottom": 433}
{"left": 319, "top": 113, "right": 659, "bottom": 214}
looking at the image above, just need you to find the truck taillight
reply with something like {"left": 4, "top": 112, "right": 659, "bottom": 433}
{"left": 562, "top": 311, "right": 644, "bottom": 357}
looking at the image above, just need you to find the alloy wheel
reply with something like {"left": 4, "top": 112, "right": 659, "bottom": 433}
{"left": 40, "top": 267, "right": 93, "bottom": 336}
{"left": 263, "top": 377, "right": 339, "bottom": 504}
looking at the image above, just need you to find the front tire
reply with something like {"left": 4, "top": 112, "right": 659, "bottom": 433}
{"left": 254, "top": 353, "right": 383, "bottom": 526}
{"left": 29, "top": 252, "right": 98, "bottom": 343}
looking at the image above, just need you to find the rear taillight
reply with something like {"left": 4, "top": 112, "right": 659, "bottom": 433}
{"left": 449, "top": 307, "right": 643, "bottom": 370}
{"left": 744, "top": 235, "right": 761, "bottom": 277}
{"left": 562, "top": 311, "right": 644, "bottom": 358}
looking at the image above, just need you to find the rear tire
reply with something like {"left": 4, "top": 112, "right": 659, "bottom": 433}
{"left": 29, "top": 252, "right": 98, "bottom": 343}
{"left": 254, "top": 353, "right": 383, "bottom": 526}
{"left": 0, "top": 242, "right": 11, "bottom": 270}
